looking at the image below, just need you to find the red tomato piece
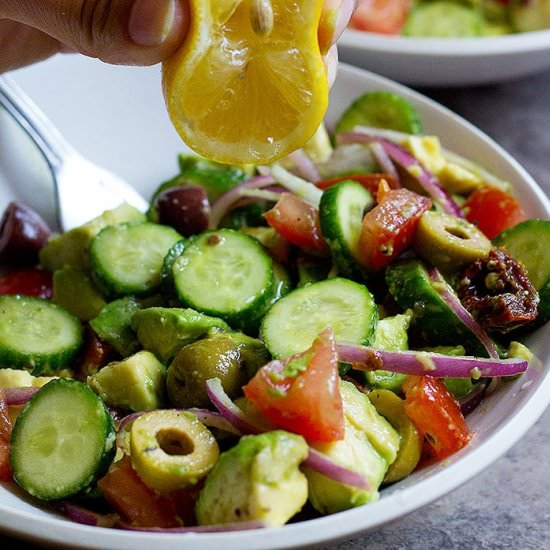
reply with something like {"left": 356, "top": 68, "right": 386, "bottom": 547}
{"left": 97, "top": 456, "right": 180, "bottom": 528}
{"left": 263, "top": 193, "right": 329, "bottom": 256}
{"left": 358, "top": 188, "right": 431, "bottom": 271}
{"left": 243, "top": 328, "right": 344, "bottom": 443}
{"left": 403, "top": 376, "right": 472, "bottom": 460}
{"left": 463, "top": 186, "right": 527, "bottom": 240}
{"left": 0, "top": 393, "right": 13, "bottom": 481}
{"left": 350, "top": 0, "right": 412, "bottom": 35}
{"left": 0, "top": 268, "right": 52, "bottom": 299}
{"left": 316, "top": 173, "right": 400, "bottom": 201}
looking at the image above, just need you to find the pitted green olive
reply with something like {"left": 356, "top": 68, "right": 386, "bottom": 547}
{"left": 414, "top": 211, "right": 491, "bottom": 272}
{"left": 167, "top": 333, "right": 269, "bottom": 408}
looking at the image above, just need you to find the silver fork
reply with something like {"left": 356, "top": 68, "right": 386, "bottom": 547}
{"left": 0, "top": 75, "right": 147, "bottom": 231}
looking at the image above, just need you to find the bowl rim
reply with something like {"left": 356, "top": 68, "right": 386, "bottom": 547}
{"left": 340, "top": 27, "right": 550, "bottom": 56}
{"left": 1, "top": 62, "right": 550, "bottom": 550}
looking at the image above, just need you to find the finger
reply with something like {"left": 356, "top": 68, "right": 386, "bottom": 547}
{"left": 0, "top": 0, "right": 189, "bottom": 66}
{"left": 0, "top": 19, "right": 64, "bottom": 73}
{"left": 330, "top": 0, "right": 356, "bottom": 45}
{"left": 319, "top": 0, "right": 356, "bottom": 53}
{"left": 323, "top": 45, "right": 338, "bottom": 89}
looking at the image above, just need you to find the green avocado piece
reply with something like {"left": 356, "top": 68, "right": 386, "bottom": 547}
{"left": 53, "top": 267, "right": 106, "bottom": 321}
{"left": 87, "top": 350, "right": 165, "bottom": 411}
{"left": 90, "top": 297, "right": 141, "bottom": 357}
{"left": 39, "top": 203, "right": 145, "bottom": 272}
{"left": 131, "top": 307, "right": 231, "bottom": 363}
{"left": 305, "top": 381, "right": 400, "bottom": 514}
{"left": 196, "top": 430, "right": 308, "bottom": 527}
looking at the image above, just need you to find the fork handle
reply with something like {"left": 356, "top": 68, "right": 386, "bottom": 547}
{"left": 0, "top": 75, "right": 74, "bottom": 171}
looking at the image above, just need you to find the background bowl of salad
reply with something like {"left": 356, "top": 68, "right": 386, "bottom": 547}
{"left": 339, "top": 0, "right": 550, "bottom": 86}
{"left": 0, "top": 56, "right": 549, "bottom": 549}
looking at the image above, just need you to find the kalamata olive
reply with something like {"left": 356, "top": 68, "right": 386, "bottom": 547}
{"left": 0, "top": 202, "right": 52, "bottom": 265}
{"left": 155, "top": 186, "right": 210, "bottom": 236}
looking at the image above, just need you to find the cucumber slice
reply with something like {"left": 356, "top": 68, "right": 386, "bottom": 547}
{"left": 320, "top": 181, "right": 373, "bottom": 279}
{"left": 403, "top": 2, "right": 483, "bottom": 38}
{"left": 335, "top": 92, "right": 423, "bottom": 136}
{"left": 261, "top": 277, "right": 378, "bottom": 358}
{"left": 493, "top": 220, "right": 550, "bottom": 323}
{"left": 0, "top": 295, "right": 83, "bottom": 375}
{"left": 172, "top": 229, "right": 274, "bottom": 327}
{"left": 386, "top": 259, "right": 489, "bottom": 356}
{"left": 11, "top": 379, "right": 115, "bottom": 501}
{"left": 90, "top": 222, "right": 182, "bottom": 297}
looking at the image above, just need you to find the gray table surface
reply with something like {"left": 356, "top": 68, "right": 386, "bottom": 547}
{"left": 1, "top": 68, "right": 550, "bottom": 550}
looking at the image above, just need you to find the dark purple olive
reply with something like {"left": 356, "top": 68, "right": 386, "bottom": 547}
{"left": 155, "top": 185, "right": 210, "bottom": 237}
{"left": 0, "top": 202, "right": 52, "bottom": 265}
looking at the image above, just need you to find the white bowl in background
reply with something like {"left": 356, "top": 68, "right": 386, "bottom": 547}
{"left": 339, "top": 29, "right": 550, "bottom": 87}
{"left": 0, "top": 58, "right": 549, "bottom": 549}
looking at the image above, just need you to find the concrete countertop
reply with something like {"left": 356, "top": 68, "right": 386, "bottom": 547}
{"left": 1, "top": 67, "right": 549, "bottom": 550}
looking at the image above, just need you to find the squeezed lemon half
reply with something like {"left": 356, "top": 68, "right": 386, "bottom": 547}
{"left": 162, "top": 0, "right": 329, "bottom": 165}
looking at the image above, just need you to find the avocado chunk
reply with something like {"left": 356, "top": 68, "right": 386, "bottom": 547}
{"left": 131, "top": 307, "right": 230, "bottom": 363}
{"left": 87, "top": 350, "right": 166, "bottom": 411}
{"left": 166, "top": 332, "right": 270, "bottom": 408}
{"left": 196, "top": 430, "right": 308, "bottom": 527}
{"left": 0, "top": 368, "right": 55, "bottom": 388}
{"left": 39, "top": 203, "right": 145, "bottom": 272}
{"left": 53, "top": 266, "right": 106, "bottom": 321}
{"left": 90, "top": 297, "right": 141, "bottom": 357}
{"left": 305, "top": 381, "right": 400, "bottom": 514}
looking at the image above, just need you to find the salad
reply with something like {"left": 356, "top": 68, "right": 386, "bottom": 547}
{"left": 350, "top": 0, "right": 550, "bottom": 38}
{"left": 0, "top": 90, "right": 548, "bottom": 533}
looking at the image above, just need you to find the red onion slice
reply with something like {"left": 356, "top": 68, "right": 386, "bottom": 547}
{"left": 289, "top": 150, "right": 321, "bottom": 182}
{"left": 267, "top": 165, "right": 324, "bottom": 207}
{"left": 303, "top": 448, "right": 370, "bottom": 490}
{"left": 2, "top": 386, "right": 39, "bottom": 405}
{"left": 369, "top": 142, "right": 400, "bottom": 183}
{"left": 209, "top": 175, "right": 275, "bottom": 230}
{"left": 60, "top": 502, "right": 118, "bottom": 528}
{"left": 427, "top": 266, "right": 500, "bottom": 359}
{"left": 118, "top": 520, "right": 265, "bottom": 533}
{"left": 338, "top": 344, "right": 528, "bottom": 378}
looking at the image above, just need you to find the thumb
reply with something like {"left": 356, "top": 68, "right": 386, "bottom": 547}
{"left": 0, "top": 0, "right": 189, "bottom": 66}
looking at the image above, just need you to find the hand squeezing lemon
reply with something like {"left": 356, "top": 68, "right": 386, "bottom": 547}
{"left": 162, "top": 0, "right": 353, "bottom": 165}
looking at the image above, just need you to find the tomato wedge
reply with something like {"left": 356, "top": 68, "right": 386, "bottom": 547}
{"left": 264, "top": 193, "right": 329, "bottom": 256}
{"left": 97, "top": 456, "right": 180, "bottom": 528}
{"left": 463, "top": 186, "right": 527, "bottom": 240}
{"left": 350, "top": 0, "right": 412, "bottom": 35}
{"left": 316, "top": 173, "right": 400, "bottom": 201}
{"left": 0, "top": 393, "right": 13, "bottom": 481}
{"left": 0, "top": 268, "right": 52, "bottom": 299}
{"left": 403, "top": 376, "right": 471, "bottom": 460}
{"left": 358, "top": 188, "right": 431, "bottom": 271}
{"left": 243, "top": 328, "right": 344, "bottom": 443}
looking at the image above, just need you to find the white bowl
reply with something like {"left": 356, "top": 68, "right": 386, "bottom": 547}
{"left": 339, "top": 29, "right": 550, "bottom": 87}
{"left": 1, "top": 58, "right": 549, "bottom": 549}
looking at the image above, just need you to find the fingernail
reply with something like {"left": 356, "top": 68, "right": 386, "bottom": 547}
{"left": 129, "top": 0, "right": 177, "bottom": 47}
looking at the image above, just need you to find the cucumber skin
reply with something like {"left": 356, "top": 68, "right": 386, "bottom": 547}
{"left": 0, "top": 296, "right": 83, "bottom": 376}
{"left": 10, "top": 379, "right": 116, "bottom": 500}
{"left": 386, "top": 260, "right": 488, "bottom": 357}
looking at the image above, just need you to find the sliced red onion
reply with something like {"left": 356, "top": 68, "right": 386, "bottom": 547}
{"left": 206, "top": 378, "right": 263, "bottom": 434}
{"left": 117, "top": 410, "right": 145, "bottom": 432}
{"left": 267, "top": 165, "right": 323, "bottom": 207}
{"left": 369, "top": 142, "right": 400, "bottom": 183}
{"left": 338, "top": 127, "right": 410, "bottom": 145}
{"left": 289, "top": 150, "right": 321, "bottom": 182}
{"left": 60, "top": 502, "right": 118, "bottom": 528}
{"left": 459, "top": 381, "right": 488, "bottom": 416}
{"left": 337, "top": 132, "right": 463, "bottom": 217}
{"left": 428, "top": 266, "right": 500, "bottom": 359}
{"left": 303, "top": 448, "right": 370, "bottom": 490}
{"left": 117, "top": 520, "right": 265, "bottom": 533}
{"left": 338, "top": 344, "right": 528, "bottom": 378}
{"left": 209, "top": 175, "right": 275, "bottom": 229}
{"left": 2, "top": 386, "right": 39, "bottom": 405}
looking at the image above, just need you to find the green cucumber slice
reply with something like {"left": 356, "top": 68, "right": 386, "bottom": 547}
{"left": 10, "top": 379, "right": 115, "bottom": 500}
{"left": 0, "top": 295, "right": 83, "bottom": 375}
{"left": 403, "top": 2, "right": 483, "bottom": 38}
{"left": 261, "top": 277, "right": 378, "bottom": 358}
{"left": 90, "top": 222, "right": 182, "bottom": 297}
{"left": 335, "top": 92, "right": 423, "bottom": 136}
{"left": 493, "top": 219, "right": 550, "bottom": 323}
{"left": 172, "top": 229, "right": 274, "bottom": 327}
{"left": 319, "top": 180, "right": 373, "bottom": 279}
